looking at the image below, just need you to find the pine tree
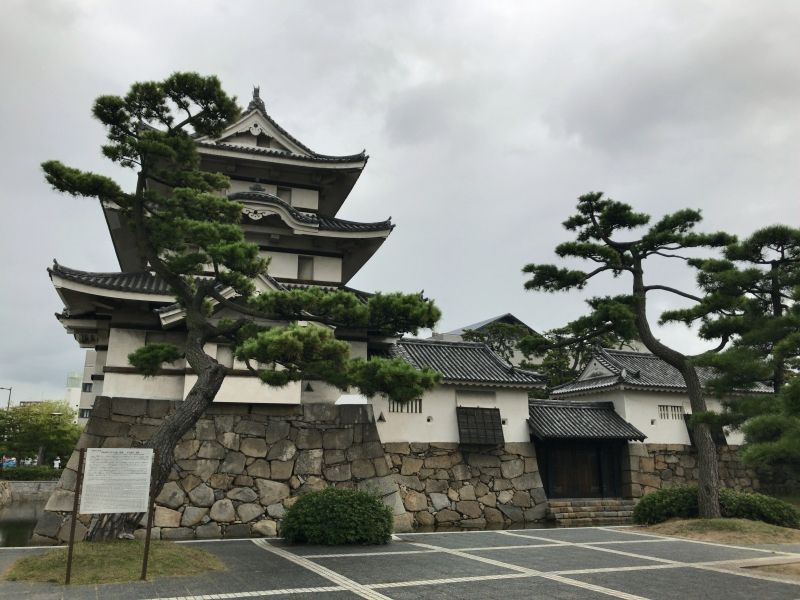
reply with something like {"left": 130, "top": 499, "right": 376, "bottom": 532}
{"left": 523, "top": 192, "right": 734, "bottom": 518}
{"left": 42, "top": 73, "right": 441, "bottom": 537}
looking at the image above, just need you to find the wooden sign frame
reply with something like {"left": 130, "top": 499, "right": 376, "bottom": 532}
{"left": 65, "top": 449, "right": 158, "bottom": 585}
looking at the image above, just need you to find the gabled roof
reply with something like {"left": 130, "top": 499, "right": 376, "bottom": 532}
{"left": 446, "top": 313, "right": 535, "bottom": 336}
{"left": 231, "top": 191, "right": 392, "bottom": 234}
{"left": 528, "top": 400, "right": 646, "bottom": 441}
{"left": 390, "top": 339, "right": 544, "bottom": 388}
{"left": 551, "top": 347, "right": 773, "bottom": 397}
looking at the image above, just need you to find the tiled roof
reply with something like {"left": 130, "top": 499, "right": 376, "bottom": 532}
{"left": 231, "top": 191, "right": 392, "bottom": 233}
{"left": 390, "top": 339, "right": 544, "bottom": 387}
{"left": 528, "top": 400, "right": 646, "bottom": 441}
{"left": 49, "top": 262, "right": 173, "bottom": 295}
{"left": 457, "top": 407, "right": 505, "bottom": 445}
{"left": 446, "top": 313, "right": 535, "bottom": 336}
{"left": 551, "top": 347, "right": 773, "bottom": 397}
{"left": 197, "top": 140, "right": 366, "bottom": 164}
{"left": 51, "top": 262, "right": 372, "bottom": 302}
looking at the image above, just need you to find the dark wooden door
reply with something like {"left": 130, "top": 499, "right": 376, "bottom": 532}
{"left": 548, "top": 444, "right": 602, "bottom": 498}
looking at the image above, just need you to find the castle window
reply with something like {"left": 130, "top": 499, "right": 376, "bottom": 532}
{"left": 389, "top": 398, "right": 422, "bottom": 413}
{"left": 297, "top": 256, "right": 314, "bottom": 280}
{"left": 658, "top": 405, "right": 684, "bottom": 420}
{"left": 81, "top": 382, "right": 93, "bottom": 393}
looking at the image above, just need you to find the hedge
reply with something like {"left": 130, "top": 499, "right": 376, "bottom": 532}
{"left": 281, "top": 487, "right": 393, "bottom": 545}
{"left": 0, "top": 466, "right": 63, "bottom": 481}
{"left": 633, "top": 485, "right": 800, "bottom": 528}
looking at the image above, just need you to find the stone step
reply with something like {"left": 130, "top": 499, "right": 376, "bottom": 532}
{"left": 546, "top": 498, "right": 637, "bottom": 526}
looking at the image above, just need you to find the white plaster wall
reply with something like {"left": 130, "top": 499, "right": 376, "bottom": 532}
{"left": 313, "top": 256, "right": 342, "bottom": 282}
{"left": 183, "top": 374, "right": 301, "bottom": 404}
{"left": 622, "top": 390, "right": 743, "bottom": 445}
{"left": 106, "top": 329, "right": 146, "bottom": 367}
{"left": 291, "top": 188, "right": 318, "bottom": 210}
{"left": 372, "top": 385, "right": 531, "bottom": 443}
{"left": 262, "top": 252, "right": 297, "bottom": 279}
{"left": 103, "top": 372, "right": 185, "bottom": 400}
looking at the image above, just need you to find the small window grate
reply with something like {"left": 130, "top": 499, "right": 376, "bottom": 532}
{"left": 456, "top": 406, "right": 504, "bottom": 445}
{"left": 658, "top": 405, "right": 684, "bottom": 420}
{"left": 389, "top": 398, "right": 422, "bottom": 413}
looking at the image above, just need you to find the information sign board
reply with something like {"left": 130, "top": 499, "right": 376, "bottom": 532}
{"left": 78, "top": 448, "right": 153, "bottom": 514}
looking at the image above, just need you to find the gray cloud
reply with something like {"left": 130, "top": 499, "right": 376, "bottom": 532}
{"left": 1, "top": 0, "right": 799, "bottom": 402}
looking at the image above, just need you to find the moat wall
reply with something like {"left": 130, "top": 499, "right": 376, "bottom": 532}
{"left": 33, "top": 397, "right": 547, "bottom": 544}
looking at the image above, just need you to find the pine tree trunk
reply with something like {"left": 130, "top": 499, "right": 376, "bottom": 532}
{"left": 631, "top": 259, "right": 721, "bottom": 518}
{"left": 88, "top": 330, "right": 227, "bottom": 540}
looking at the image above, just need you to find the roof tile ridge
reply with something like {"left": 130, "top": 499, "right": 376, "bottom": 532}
{"left": 594, "top": 347, "right": 626, "bottom": 374}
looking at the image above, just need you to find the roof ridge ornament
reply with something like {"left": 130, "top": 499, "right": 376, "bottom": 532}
{"left": 247, "top": 85, "right": 266, "bottom": 113}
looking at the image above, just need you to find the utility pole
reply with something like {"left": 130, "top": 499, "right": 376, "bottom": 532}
{"left": 0, "top": 387, "right": 11, "bottom": 409}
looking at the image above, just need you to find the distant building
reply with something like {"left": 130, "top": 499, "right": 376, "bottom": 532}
{"left": 431, "top": 313, "right": 537, "bottom": 365}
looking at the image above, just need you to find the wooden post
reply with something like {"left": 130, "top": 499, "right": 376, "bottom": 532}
{"left": 140, "top": 450, "right": 157, "bottom": 581}
{"left": 65, "top": 449, "right": 86, "bottom": 585}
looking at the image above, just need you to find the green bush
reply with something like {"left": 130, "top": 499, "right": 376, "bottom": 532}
{"left": 633, "top": 485, "right": 800, "bottom": 528}
{"left": 719, "top": 488, "right": 800, "bottom": 528}
{"left": 281, "top": 487, "right": 393, "bottom": 545}
{"left": 632, "top": 486, "right": 699, "bottom": 525}
{"left": 0, "top": 466, "right": 63, "bottom": 481}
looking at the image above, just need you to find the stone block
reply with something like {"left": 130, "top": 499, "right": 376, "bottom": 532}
{"left": 409, "top": 442, "right": 429, "bottom": 453}
{"left": 267, "top": 440, "right": 297, "bottom": 461}
{"left": 148, "top": 399, "right": 174, "bottom": 419}
{"left": 235, "top": 421, "right": 265, "bottom": 437}
{"left": 403, "top": 491, "right": 428, "bottom": 511}
{"left": 213, "top": 415, "right": 235, "bottom": 434}
{"left": 198, "top": 441, "right": 226, "bottom": 460}
{"left": 500, "top": 459, "right": 525, "bottom": 479}
{"left": 460, "top": 518, "right": 486, "bottom": 528}
{"left": 448, "top": 488, "right": 459, "bottom": 502}
{"left": 224, "top": 523, "right": 251, "bottom": 539}
{"left": 103, "top": 436, "right": 132, "bottom": 448}
{"left": 60, "top": 469, "right": 77, "bottom": 492}
{"left": 252, "top": 519, "right": 278, "bottom": 537}
{"left": 351, "top": 458, "right": 376, "bottom": 479}
{"left": 181, "top": 507, "right": 208, "bottom": 527}
{"left": 188, "top": 484, "right": 215, "bottom": 507}
{"left": 175, "top": 440, "right": 200, "bottom": 460}
{"left": 34, "top": 511, "right": 63, "bottom": 539}
{"left": 194, "top": 459, "right": 221, "bottom": 481}
{"left": 424, "top": 455, "right": 451, "bottom": 470}
{"left": 57, "top": 519, "right": 87, "bottom": 543}
{"left": 112, "top": 397, "right": 148, "bottom": 416}
{"left": 196, "top": 522, "right": 222, "bottom": 539}
{"left": 240, "top": 438, "right": 268, "bottom": 458}
{"left": 303, "top": 403, "right": 337, "bottom": 422}
{"left": 130, "top": 424, "right": 158, "bottom": 441}
{"left": 504, "top": 442, "right": 536, "bottom": 457}
{"left": 264, "top": 421, "right": 291, "bottom": 444}
{"left": 219, "top": 451, "right": 247, "bottom": 474}
{"left": 374, "top": 456, "right": 391, "bottom": 477}
{"left": 257, "top": 480, "right": 290, "bottom": 506}
{"left": 196, "top": 420, "right": 217, "bottom": 441}
{"left": 325, "top": 463, "right": 352, "bottom": 482}
{"left": 459, "top": 485, "right": 476, "bottom": 501}
{"left": 209, "top": 474, "right": 233, "bottom": 490}
{"left": 401, "top": 457, "right": 424, "bottom": 475}
{"left": 155, "top": 506, "right": 182, "bottom": 528}
{"left": 531, "top": 487, "right": 547, "bottom": 504}
{"left": 219, "top": 432, "right": 240, "bottom": 451}
{"left": 484, "top": 506, "right": 504, "bottom": 524}
{"left": 162, "top": 527, "right": 194, "bottom": 540}
{"left": 382, "top": 491, "right": 405, "bottom": 516}
{"left": 393, "top": 474, "right": 424, "bottom": 491}
{"left": 511, "top": 491, "right": 532, "bottom": 507}
{"left": 227, "top": 487, "right": 258, "bottom": 503}
{"left": 156, "top": 481, "right": 186, "bottom": 509}
{"left": 451, "top": 464, "right": 472, "bottom": 481}
{"left": 524, "top": 504, "right": 548, "bottom": 521}
{"left": 425, "top": 479, "right": 448, "bottom": 493}
{"left": 456, "top": 500, "right": 481, "bottom": 518}
{"left": 267, "top": 503, "right": 285, "bottom": 518}
{"left": 299, "top": 476, "right": 328, "bottom": 494}
{"left": 393, "top": 512, "right": 414, "bottom": 533}
{"left": 435, "top": 509, "right": 460, "bottom": 523}
{"left": 210, "top": 499, "right": 236, "bottom": 522}
{"left": 323, "top": 429, "right": 353, "bottom": 450}
{"left": 511, "top": 473, "right": 542, "bottom": 490}
{"left": 270, "top": 460, "right": 294, "bottom": 480}
{"left": 384, "top": 442, "right": 410, "bottom": 455}
{"left": 493, "top": 479, "right": 513, "bottom": 491}
{"left": 45, "top": 489, "right": 75, "bottom": 512}
{"left": 296, "top": 428, "right": 322, "bottom": 449}
{"left": 478, "top": 493, "right": 497, "bottom": 508}
{"left": 430, "top": 492, "right": 450, "bottom": 511}
{"left": 497, "top": 490, "right": 514, "bottom": 504}
{"left": 499, "top": 504, "right": 524, "bottom": 522}
{"left": 295, "top": 449, "right": 324, "bottom": 475}
{"left": 467, "top": 454, "right": 501, "bottom": 468}
{"left": 474, "top": 482, "right": 489, "bottom": 497}
{"left": 235, "top": 475, "right": 254, "bottom": 487}
{"left": 237, "top": 502, "right": 264, "bottom": 522}
{"left": 416, "top": 510, "right": 435, "bottom": 526}
{"left": 358, "top": 475, "right": 397, "bottom": 497}
{"left": 247, "top": 459, "right": 271, "bottom": 479}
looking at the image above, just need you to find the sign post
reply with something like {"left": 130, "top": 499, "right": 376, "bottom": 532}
{"left": 64, "top": 448, "right": 155, "bottom": 584}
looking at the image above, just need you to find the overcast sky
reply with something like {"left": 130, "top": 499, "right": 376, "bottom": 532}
{"left": 1, "top": 0, "right": 799, "bottom": 404}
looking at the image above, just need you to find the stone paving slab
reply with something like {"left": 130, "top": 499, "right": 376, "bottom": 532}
{"left": 312, "top": 550, "right": 517, "bottom": 585}
{"left": 381, "top": 575, "right": 610, "bottom": 599}
{"left": 396, "top": 531, "right": 560, "bottom": 549}
{"left": 594, "top": 539, "right": 776, "bottom": 563}
{"left": 467, "top": 543, "right": 663, "bottom": 572}
{"left": 568, "top": 565, "right": 800, "bottom": 600}
{"left": 507, "top": 527, "right": 663, "bottom": 544}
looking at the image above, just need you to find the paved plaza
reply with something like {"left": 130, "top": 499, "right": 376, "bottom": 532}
{"left": 2, "top": 526, "right": 800, "bottom": 599}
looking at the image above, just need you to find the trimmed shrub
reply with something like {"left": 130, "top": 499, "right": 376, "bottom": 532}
{"left": 0, "top": 466, "right": 63, "bottom": 481}
{"left": 282, "top": 487, "right": 393, "bottom": 545}
{"left": 719, "top": 488, "right": 800, "bottom": 528}
{"left": 632, "top": 486, "right": 698, "bottom": 525}
{"left": 633, "top": 485, "right": 800, "bottom": 528}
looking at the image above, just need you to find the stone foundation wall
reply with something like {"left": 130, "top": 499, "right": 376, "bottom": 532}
{"left": 385, "top": 442, "right": 546, "bottom": 530}
{"left": 623, "top": 443, "right": 760, "bottom": 497}
{"left": 34, "top": 397, "right": 548, "bottom": 544}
